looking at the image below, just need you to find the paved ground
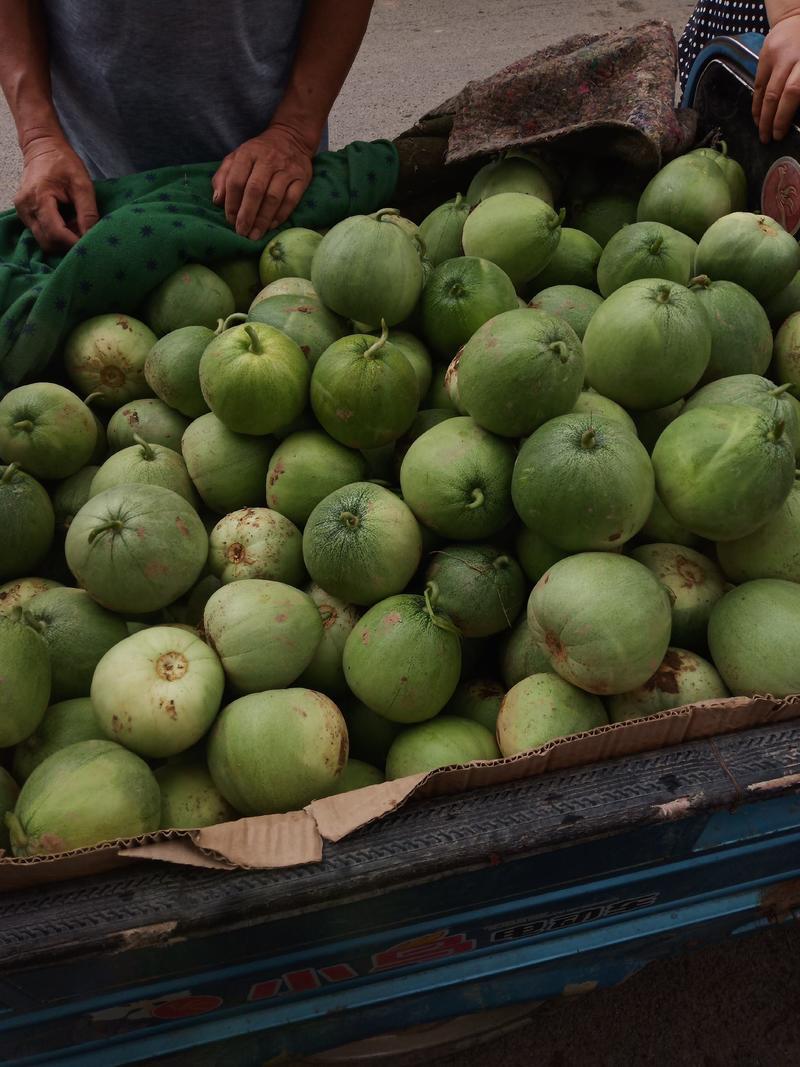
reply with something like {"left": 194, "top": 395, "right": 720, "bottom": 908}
{"left": 2, "top": 3, "right": 798, "bottom": 1065}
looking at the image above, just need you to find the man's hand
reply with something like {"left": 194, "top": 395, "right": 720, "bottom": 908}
{"left": 211, "top": 124, "right": 314, "bottom": 241}
{"left": 753, "top": 13, "right": 800, "bottom": 143}
{"left": 15, "top": 133, "right": 99, "bottom": 254}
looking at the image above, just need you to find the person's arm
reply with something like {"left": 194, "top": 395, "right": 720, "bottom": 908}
{"left": 754, "top": 1, "right": 800, "bottom": 142}
{"left": 212, "top": 0, "right": 374, "bottom": 240}
{"left": 0, "top": 0, "right": 98, "bottom": 252}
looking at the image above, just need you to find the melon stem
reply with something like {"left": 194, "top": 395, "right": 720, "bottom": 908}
{"left": 1, "top": 463, "right": 18, "bottom": 484}
{"left": 655, "top": 285, "right": 672, "bottom": 304}
{"left": 648, "top": 235, "right": 664, "bottom": 255}
{"left": 133, "top": 434, "right": 156, "bottom": 461}
{"left": 771, "top": 383, "right": 793, "bottom": 398}
{"left": 493, "top": 555, "right": 510, "bottom": 571}
{"left": 547, "top": 207, "right": 566, "bottom": 231}
{"left": 88, "top": 519, "right": 124, "bottom": 543}
{"left": 454, "top": 192, "right": 463, "bottom": 207}
{"left": 689, "top": 274, "right": 711, "bottom": 289}
{"left": 549, "top": 340, "right": 568, "bottom": 363}
{"left": 373, "top": 207, "right": 400, "bottom": 222}
{"left": 13, "top": 419, "right": 34, "bottom": 432}
{"left": 580, "top": 428, "right": 597, "bottom": 450}
{"left": 214, "top": 317, "right": 226, "bottom": 335}
{"left": 424, "top": 583, "right": 461, "bottom": 636}
{"left": 465, "top": 487, "right": 485, "bottom": 510}
{"left": 771, "top": 418, "right": 786, "bottom": 441}
{"left": 363, "top": 320, "right": 389, "bottom": 360}
{"left": 244, "top": 324, "right": 263, "bottom": 355}
{"left": 84, "top": 391, "right": 103, "bottom": 408}
{"left": 340, "top": 510, "right": 360, "bottom": 529}
{"left": 424, "top": 580, "right": 440, "bottom": 608}
{"left": 225, "top": 313, "right": 248, "bottom": 330}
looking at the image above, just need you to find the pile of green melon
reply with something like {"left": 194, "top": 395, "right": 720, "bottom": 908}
{"left": 3, "top": 141, "right": 800, "bottom": 859}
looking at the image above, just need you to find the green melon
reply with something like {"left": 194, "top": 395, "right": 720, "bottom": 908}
{"left": 310, "top": 325, "right": 418, "bottom": 449}
{"left": 708, "top": 579, "right": 800, "bottom": 696}
{"left": 343, "top": 593, "right": 462, "bottom": 723}
{"left": 208, "top": 507, "right": 305, "bottom": 586}
{"left": 91, "top": 437, "right": 198, "bottom": 505}
{"left": 514, "top": 526, "right": 566, "bottom": 584}
{"left": 0, "top": 769, "right": 19, "bottom": 852}
{"left": 446, "top": 678, "right": 505, "bottom": 733}
{"left": 717, "top": 477, "right": 800, "bottom": 583}
{"left": 684, "top": 374, "right": 799, "bottom": 455}
{"left": 652, "top": 404, "right": 795, "bottom": 541}
{"left": 774, "top": 311, "right": 800, "bottom": 395}
{"left": 12, "top": 698, "right": 104, "bottom": 782}
{"left": 394, "top": 409, "right": 457, "bottom": 473}
{"left": 399, "top": 417, "right": 516, "bottom": 540}
{"left": 6, "top": 740, "right": 160, "bottom": 856}
{"left": 512, "top": 414, "right": 654, "bottom": 552}
{"left": 266, "top": 431, "right": 366, "bottom": 526}
{"left": 607, "top": 648, "right": 730, "bottom": 722}
{"left": 458, "top": 308, "right": 585, "bottom": 437}
{"left": 203, "top": 579, "right": 322, "bottom": 692}
{"left": 52, "top": 467, "right": 97, "bottom": 535}
{"left": 418, "top": 194, "right": 470, "bottom": 266}
{"left": 91, "top": 626, "right": 225, "bottom": 758}
{"left": 386, "top": 717, "right": 499, "bottom": 778}
{"left": 691, "top": 142, "right": 747, "bottom": 211}
{"left": 0, "top": 465, "right": 54, "bottom": 581}
{"left": 330, "top": 759, "right": 384, "bottom": 793}
{"left": 766, "top": 272, "right": 800, "bottom": 328}
{"left": 528, "top": 553, "right": 672, "bottom": 694}
{"left": 0, "top": 383, "right": 97, "bottom": 479}
{"left": 424, "top": 544, "right": 526, "bottom": 637}
{"left": 344, "top": 700, "right": 404, "bottom": 766}
{"left": 251, "top": 277, "right": 318, "bottom": 309}
{"left": 24, "top": 587, "right": 128, "bottom": 702}
{"left": 156, "top": 759, "right": 238, "bottom": 829}
{"left": 423, "top": 364, "right": 459, "bottom": 411}
{"left": 302, "top": 482, "right": 422, "bottom": 605}
{"left": 497, "top": 673, "right": 607, "bottom": 756}
{"left": 259, "top": 228, "right": 322, "bottom": 284}
{"left": 499, "top": 614, "right": 554, "bottom": 688}
{"left": 0, "top": 576, "right": 61, "bottom": 618}
{"left": 637, "top": 155, "right": 731, "bottom": 241}
{"left": 529, "top": 228, "right": 602, "bottom": 293}
{"left": 0, "top": 615, "right": 51, "bottom": 747}
{"left": 311, "top": 209, "right": 424, "bottom": 327}
{"left": 64, "top": 314, "right": 157, "bottom": 408}
{"left": 248, "top": 294, "right": 346, "bottom": 369}
{"left": 385, "top": 330, "right": 433, "bottom": 399}
{"left": 640, "top": 491, "right": 702, "bottom": 549}
{"left": 462, "top": 192, "right": 563, "bottom": 289}
{"left": 694, "top": 212, "right": 800, "bottom": 303}
{"left": 207, "top": 688, "right": 346, "bottom": 814}
{"left": 597, "top": 222, "right": 696, "bottom": 297}
{"left": 571, "top": 389, "right": 638, "bottom": 435}
{"left": 215, "top": 257, "right": 262, "bottom": 313}
{"left": 298, "top": 583, "right": 361, "bottom": 695}
{"left": 107, "top": 397, "right": 190, "bottom": 454}
{"left": 583, "top": 279, "right": 711, "bottom": 410}
{"left": 630, "top": 544, "right": 726, "bottom": 651}
{"left": 200, "top": 322, "right": 309, "bottom": 436}
{"left": 142, "top": 264, "right": 235, "bottom": 335}
{"left": 181, "top": 413, "right": 273, "bottom": 513}
{"left": 688, "top": 276, "right": 773, "bottom": 382}
{"left": 528, "top": 284, "right": 603, "bottom": 340}
{"left": 66, "top": 484, "right": 208, "bottom": 613}
{"left": 467, "top": 156, "right": 554, "bottom": 206}
{"left": 144, "top": 326, "right": 214, "bottom": 418}
{"left": 421, "top": 257, "right": 518, "bottom": 360}
{"left": 569, "top": 192, "right": 637, "bottom": 247}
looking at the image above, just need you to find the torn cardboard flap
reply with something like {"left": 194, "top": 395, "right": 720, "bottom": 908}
{"left": 1, "top": 692, "right": 800, "bottom": 891}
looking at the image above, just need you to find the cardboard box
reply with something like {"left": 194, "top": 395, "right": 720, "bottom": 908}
{"left": 1, "top": 693, "right": 798, "bottom": 893}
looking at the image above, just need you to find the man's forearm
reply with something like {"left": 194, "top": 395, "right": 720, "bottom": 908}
{"left": 0, "top": 0, "right": 61, "bottom": 150}
{"left": 270, "top": 0, "right": 374, "bottom": 151}
{"left": 766, "top": 1, "right": 800, "bottom": 26}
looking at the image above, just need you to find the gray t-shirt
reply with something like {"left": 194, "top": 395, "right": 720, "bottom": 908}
{"left": 43, "top": 1, "right": 309, "bottom": 179}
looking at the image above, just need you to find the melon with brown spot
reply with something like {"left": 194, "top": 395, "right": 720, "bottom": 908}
{"left": 266, "top": 431, "right": 367, "bottom": 526}
{"left": 445, "top": 678, "right": 506, "bottom": 733}
{"left": 607, "top": 648, "right": 729, "bottom": 722}
{"left": 107, "top": 398, "right": 190, "bottom": 453}
{"left": 694, "top": 212, "right": 800, "bottom": 303}
{"left": 207, "top": 688, "right": 348, "bottom": 815}
{"left": 208, "top": 507, "right": 305, "bottom": 586}
{"left": 91, "top": 626, "right": 225, "bottom": 758}
{"left": 0, "top": 383, "right": 98, "bottom": 480}
{"left": 497, "top": 673, "right": 607, "bottom": 756}
{"left": 64, "top": 314, "right": 157, "bottom": 408}
{"left": 156, "top": 757, "right": 238, "bottom": 829}
{"left": 630, "top": 544, "right": 726, "bottom": 652}
{"left": 528, "top": 553, "right": 672, "bottom": 695}
{"left": 247, "top": 294, "right": 346, "bottom": 369}
{"left": 0, "top": 576, "right": 61, "bottom": 618}
{"left": 298, "top": 583, "right": 361, "bottom": 696}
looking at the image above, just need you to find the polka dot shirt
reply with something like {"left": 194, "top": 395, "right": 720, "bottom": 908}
{"left": 678, "top": 1, "right": 770, "bottom": 88}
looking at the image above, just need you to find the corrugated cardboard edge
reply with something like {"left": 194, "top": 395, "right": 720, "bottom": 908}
{"left": 2, "top": 694, "right": 800, "bottom": 891}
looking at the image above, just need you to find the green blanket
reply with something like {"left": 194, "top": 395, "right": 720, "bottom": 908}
{"left": 0, "top": 140, "right": 399, "bottom": 393}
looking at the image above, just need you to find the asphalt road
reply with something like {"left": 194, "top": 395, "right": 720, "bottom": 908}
{"left": 2, "top": 3, "right": 799, "bottom": 1066}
